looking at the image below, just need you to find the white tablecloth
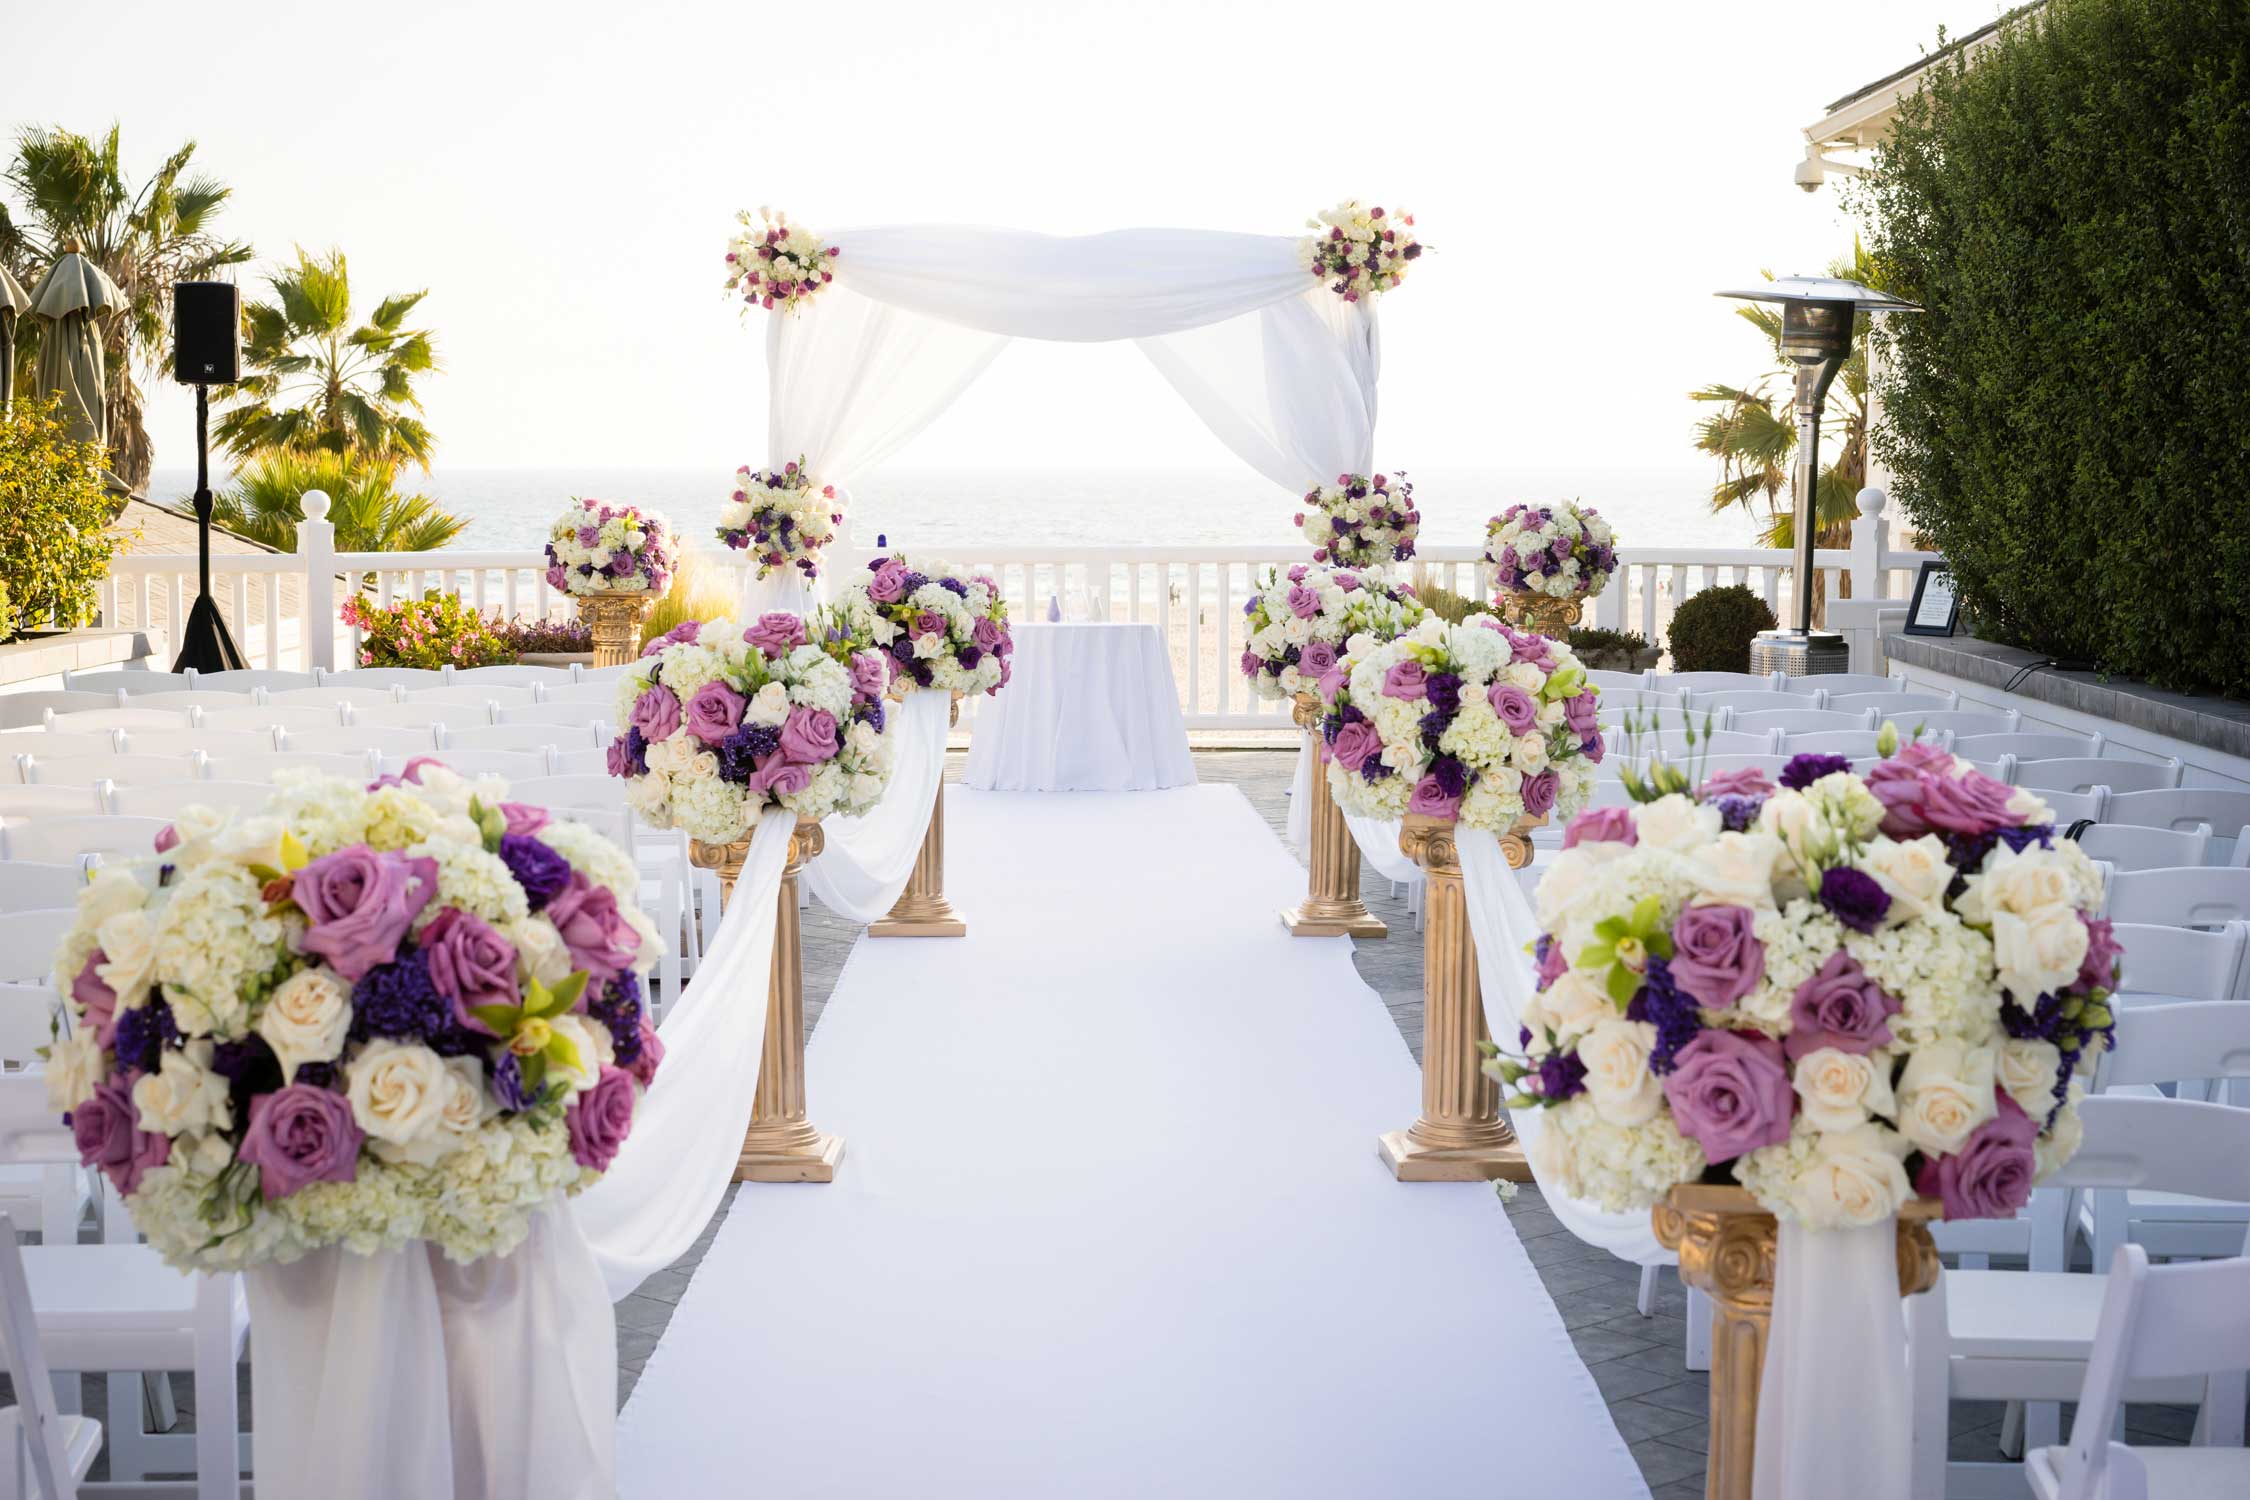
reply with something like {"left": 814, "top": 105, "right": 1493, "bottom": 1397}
{"left": 963, "top": 623, "right": 1196, "bottom": 792}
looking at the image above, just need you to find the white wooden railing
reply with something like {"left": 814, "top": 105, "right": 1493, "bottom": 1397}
{"left": 91, "top": 488, "right": 1937, "bottom": 730}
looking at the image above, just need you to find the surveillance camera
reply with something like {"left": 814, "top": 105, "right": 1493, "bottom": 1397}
{"left": 1793, "top": 154, "right": 1825, "bottom": 193}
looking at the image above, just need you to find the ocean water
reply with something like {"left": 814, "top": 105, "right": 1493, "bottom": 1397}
{"left": 149, "top": 465, "right": 1764, "bottom": 555}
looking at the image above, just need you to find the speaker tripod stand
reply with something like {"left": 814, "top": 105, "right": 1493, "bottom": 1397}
{"left": 170, "top": 382, "right": 247, "bottom": 674}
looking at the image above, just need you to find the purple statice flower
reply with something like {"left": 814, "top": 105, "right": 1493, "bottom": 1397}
{"left": 1818, "top": 866, "right": 1892, "bottom": 934}
{"left": 716, "top": 721, "right": 784, "bottom": 784}
{"left": 1713, "top": 794, "right": 1766, "bottom": 833}
{"left": 499, "top": 833, "right": 573, "bottom": 911}
{"left": 1626, "top": 956, "right": 1704, "bottom": 1075}
{"left": 1780, "top": 752, "right": 1852, "bottom": 791}
{"left": 1428, "top": 754, "right": 1469, "bottom": 800}
{"left": 588, "top": 973, "right": 646, "bottom": 1069}
{"left": 292, "top": 1060, "right": 340, "bottom": 1092}
{"left": 1418, "top": 709, "right": 1453, "bottom": 750}
{"left": 1535, "top": 1049, "right": 1589, "bottom": 1101}
{"left": 349, "top": 947, "right": 478, "bottom": 1056}
{"left": 1361, "top": 758, "right": 1395, "bottom": 784}
{"left": 111, "top": 996, "right": 181, "bottom": 1076}
{"left": 938, "top": 577, "right": 969, "bottom": 598}
{"left": 900, "top": 571, "right": 930, "bottom": 595}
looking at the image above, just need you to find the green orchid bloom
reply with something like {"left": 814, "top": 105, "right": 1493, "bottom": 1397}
{"left": 1540, "top": 663, "right": 1586, "bottom": 702}
{"left": 469, "top": 971, "right": 593, "bottom": 1096}
{"left": 1577, "top": 895, "right": 1675, "bottom": 1006}
{"left": 468, "top": 795, "right": 508, "bottom": 854}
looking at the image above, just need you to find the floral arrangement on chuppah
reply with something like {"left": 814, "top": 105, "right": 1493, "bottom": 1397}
{"left": 544, "top": 497, "right": 677, "bottom": 596}
{"left": 45, "top": 765, "right": 665, "bottom": 1271}
{"left": 1238, "top": 562, "right": 1425, "bottom": 702}
{"left": 716, "top": 459, "right": 841, "bottom": 581}
{"left": 724, "top": 206, "right": 839, "bottom": 314}
{"left": 828, "top": 551, "right": 1014, "bottom": 697}
{"left": 1485, "top": 500, "right": 1616, "bottom": 606}
{"left": 606, "top": 612, "right": 895, "bottom": 841}
{"left": 1319, "top": 614, "right": 1604, "bottom": 830}
{"left": 1297, "top": 471, "right": 1419, "bottom": 569}
{"left": 1489, "top": 738, "right": 2114, "bottom": 1227}
{"left": 1298, "top": 200, "right": 1423, "bottom": 302}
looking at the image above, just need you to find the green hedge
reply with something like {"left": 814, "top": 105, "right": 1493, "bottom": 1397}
{"left": 1667, "top": 585, "right": 1776, "bottom": 674}
{"left": 1859, "top": 0, "right": 2250, "bottom": 698}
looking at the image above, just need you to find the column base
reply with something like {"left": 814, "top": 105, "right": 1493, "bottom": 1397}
{"left": 1279, "top": 904, "right": 1388, "bottom": 939}
{"left": 1377, "top": 1128, "right": 1532, "bottom": 1183}
{"left": 735, "top": 1132, "right": 845, "bottom": 1184}
{"left": 868, "top": 905, "right": 967, "bottom": 939}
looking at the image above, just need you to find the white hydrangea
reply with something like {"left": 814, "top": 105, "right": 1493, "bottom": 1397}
{"left": 1530, "top": 1096, "right": 1705, "bottom": 1213}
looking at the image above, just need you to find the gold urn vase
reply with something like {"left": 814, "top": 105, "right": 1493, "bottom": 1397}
{"left": 1505, "top": 590, "right": 1584, "bottom": 640}
{"left": 575, "top": 591, "right": 657, "bottom": 669}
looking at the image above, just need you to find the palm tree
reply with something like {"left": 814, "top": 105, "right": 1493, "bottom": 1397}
{"left": 1690, "top": 246, "right": 1877, "bottom": 621}
{"left": 0, "top": 125, "right": 253, "bottom": 491}
{"left": 210, "top": 450, "right": 464, "bottom": 554}
{"left": 214, "top": 247, "right": 438, "bottom": 470}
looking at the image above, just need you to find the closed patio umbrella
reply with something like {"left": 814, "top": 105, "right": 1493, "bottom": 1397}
{"left": 26, "top": 242, "right": 123, "bottom": 448}
{"left": 0, "top": 264, "right": 29, "bottom": 414}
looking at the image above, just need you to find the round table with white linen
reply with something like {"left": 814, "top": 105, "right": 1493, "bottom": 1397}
{"left": 964, "top": 622, "right": 1197, "bottom": 792}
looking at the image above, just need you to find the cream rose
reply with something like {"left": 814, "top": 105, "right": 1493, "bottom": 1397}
{"left": 132, "top": 1040, "right": 232, "bottom": 1137}
{"left": 1967, "top": 845, "right": 2077, "bottom": 921}
{"left": 1634, "top": 794, "right": 1721, "bottom": 853}
{"left": 1860, "top": 835, "right": 1952, "bottom": 924}
{"left": 1996, "top": 1037, "right": 2064, "bottom": 1117}
{"left": 1786, "top": 1123, "right": 1913, "bottom": 1228}
{"left": 75, "top": 868, "right": 149, "bottom": 930}
{"left": 43, "top": 1032, "right": 107, "bottom": 1112}
{"left": 1532, "top": 969, "right": 1619, "bottom": 1046}
{"left": 1991, "top": 905, "right": 2090, "bottom": 1000}
{"left": 1531, "top": 844, "right": 1631, "bottom": 932}
{"left": 1895, "top": 1040, "right": 1999, "bottom": 1157}
{"left": 1689, "top": 832, "right": 1785, "bottom": 908}
{"left": 433, "top": 1056, "right": 492, "bottom": 1143}
{"left": 161, "top": 804, "right": 231, "bottom": 867}
{"left": 255, "top": 968, "right": 353, "bottom": 1082}
{"left": 747, "top": 682, "right": 791, "bottom": 727}
{"left": 346, "top": 1040, "right": 456, "bottom": 1151}
{"left": 1579, "top": 1019, "right": 1664, "bottom": 1127}
{"left": 545, "top": 1014, "right": 616, "bottom": 1096}
{"left": 1791, "top": 1047, "right": 1895, "bottom": 1134}
{"left": 93, "top": 910, "right": 159, "bottom": 1007}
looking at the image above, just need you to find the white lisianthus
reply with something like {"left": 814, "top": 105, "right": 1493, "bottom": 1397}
{"left": 256, "top": 968, "right": 354, "bottom": 1082}
{"left": 1894, "top": 1040, "right": 2000, "bottom": 1157}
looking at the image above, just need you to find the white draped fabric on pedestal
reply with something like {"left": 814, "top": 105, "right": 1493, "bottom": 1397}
{"left": 803, "top": 689, "right": 951, "bottom": 920}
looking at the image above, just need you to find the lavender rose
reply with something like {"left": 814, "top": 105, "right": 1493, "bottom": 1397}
{"left": 498, "top": 801, "right": 550, "bottom": 838}
{"left": 1921, "top": 770, "right": 2020, "bottom": 836}
{"left": 1700, "top": 767, "right": 1776, "bottom": 799}
{"left": 1299, "top": 639, "right": 1339, "bottom": 680}
{"left": 1382, "top": 660, "right": 1431, "bottom": 702}
{"left": 1562, "top": 690, "right": 1600, "bottom": 740}
{"left": 74, "top": 1075, "right": 169, "bottom": 1195}
{"left": 1914, "top": 1092, "right": 2038, "bottom": 1220}
{"left": 71, "top": 952, "right": 122, "bottom": 1048}
{"left": 2077, "top": 915, "right": 2123, "bottom": 990}
{"left": 545, "top": 874, "right": 642, "bottom": 983}
{"left": 1669, "top": 904, "right": 1766, "bottom": 1009}
{"left": 749, "top": 758, "right": 815, "bottom": 798}
{"left": 1487, "top": 683, "right": 1540, "bottom": 734}
{"left": 1521, "top": 769, "right": 1560, "bottom": 817}
{"left": 630, "top": 684, "right": 683, "bottom": 744}
{"left": 777, "top": 705, "right": 841, "bottom": 766}
{"left": 1562, "top": 806, "right": 1637, "bottom": 849}
{"left": 1785, "top": 951, "right": 1901, "bottom": 1060}
{"left": 625, "top": 1019, "right": 665, "bottom": 1088}
{"left": 420, "top": 907, "right": 521, "bottom": 1033}
{"left": 847, "top": 651, "right": 888, "bottom": 702}
{"left": 1329, "top": 720, "right": 1383, "bottom": 772}
{"left": 567, "top": 1065, "right": 638, "bottom": 1171}
{"left": 971, "top": 616, "right": 1004, "bottom": 652}
{"left": 292, "top": 846, "right": 440, "bottom": 982}
{"left": 867, "top": 559, "right": 910, "bottom": 603}
{"left": 744, "top": 612, "right": 805, "bottom": 656}
{"left": 683, "top": 680, "right": 748, "bottom": 747}
{"left": 1660, "top": 1030, "right": 1795, "bottom": 1162}
{"left": 1406, "top": 775, "right": 1461, "bottom": 819}
{"left": 236, "top": 1084, "right": 363, "bottom": 1199}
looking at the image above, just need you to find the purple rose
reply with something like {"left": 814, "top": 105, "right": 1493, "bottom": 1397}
{"left": 605, "top": 734, "right": 642, "bottom": 779}
{"left": 971, "top": 616, "right": 1004, "bottom": 652}
{"left": 420, "top": 907, "right": 521, "bottom": 1033}
{"left": 848, "top": 651, "right": 888, "bottom": 703}
{"left": 777, "top": 705, "right": 840, "bottom": 766}
{"left": 630, "top": 684, "right": 683, "bottom": 743}
{"left": 1864, "top": 742, "right": 1955, "bottom": 837}
{"left": 566, "top": 1065, "right": 638, "bottom": 1171}
{"left": 71, "top": 952, "right": 121, "bottom": 1048}
{"left": 1488, "top": 683, "right": 1539, "bottom": 734}
{"left": 2078, "top": 915, "right": 2122, "bottom": 991}
{"left": 1669, "top": 904, "right": 1766, "bottom": 1009}
{"left": 748, "top": 757, "right": 815, "bottom": 798}
{"left": 545, "top": 874, "right": 642, "bottom": 984}
{"left": 1521, "top": 769, "right": 1560, "bottom": 817}
{"left": 74, "top": 1075, "right": 168, "bottom": 1195}
{"left": 1383, "top": 660, "right": 1431, "bottom": 701}
{"left": 1563, "top": 806, "right": 1637, "bottom": 849}
{"left": 1700, "top": 767, "right": 1776, "bottom": 799}
{"left": 867, "top": 559, "right": 910, "bottom": 603}
{"left": 1286, "top": 584, "right": 1322, "bottom": 620}
{"left": 914, "top": 610, "right": 945, "bottom": 639}
{"left": 1286, "top": 564, "right": 1309, "bottom": 583}
{"left": 1536, "top": 937, "right": 1569, "bottom": 989}
{"left": 1329, "top": 720, "right": 1383, "bottom": 772}
{"left": 496, "top": 802, "right": 549, "bottom": 839}
{"left": 1240, "top": 648, "right": 1262, "bottom": 678}
{"left": 745, "top": 612, "right": 805, "bottom": 657}
{"left": 292, "top": 846, "right": 440, "bottom": 982}
{"left": 1915, "top": 1092, "right": 2038, "bottom": 1220}
{"left": 1922, "top": 770, "right": 2019, "bottom": 836}
{"left": 1818, "top": 866, "right": 1892, "bottom": 934}
{"left": 1784, "top": 951, "right": 1900, "bottom": 1060}
{"left": 1300, "top": 639, "right": 1339, "bottom": 679}
{"left": 1406, "top": 775, "right": 1461, "bottom": 820}
{"left": 683, "top": 680, "right": 748, "bottom": 747}
{"left": 1335, "top": 571, "right": 1362, "bottom": 592}
{"left": 626, "top": 1019, "right": 665, "bottom": 1088}
{"left": 1562, "top": 689, "right": 1600, "bottom": 739}
{"left": 236, "top": 1085, "right": 363, "bottom": 1199}
{"left": 1660, "top": 1030, "right": 1795, "bottom": 1162}
{"left": 641, "top": 620, "right": 700, "bottom": 657}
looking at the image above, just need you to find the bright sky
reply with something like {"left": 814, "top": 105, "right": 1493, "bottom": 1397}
{"left": 13, "top": 0, "right": 1997, "bottom": 476}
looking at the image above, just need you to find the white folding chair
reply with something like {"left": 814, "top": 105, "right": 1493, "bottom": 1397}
{"left": 1954, "top": 731, "right": 2106, "bottom": 762}
{"left": 1781, "top": 671, "right": 1902, "bottom": 696}
{"left": 1908, "top": 709, "right": 2025, "bottom": 739}
{"left": 2076, "top": 823, "right": 2213, "bottom": 873}
{"left": 2103, "top": 868, "right": 2250, "bottom": 928}
{"left": 1685, "top": 753, "right": 1794, "bottom": 781}
{"left": 315, "top": 665, "right": 447, "bottom": 690}
{"left": 389, "top": 747, "right": 547, "bottom": 782}
{"left": 1909, "top": 1096, "right": 2250, "bottom": 1499}
{"left": 2109, "top": 922, "right": 2250, "bottom": 1007}
{"left": 191, "top": 668, "right": 316, "bottom": 693}
{"left": 2025, "top": 1245, "right": 2250, "bottom": 1500}
{"left": 38, "top": 709, "right": 191, "bottom": 735}
{"left": 0, "top": 694, "right": 119, "bottom": 731}
{"left": 0, "top": 977, "right": 87, "bottom": 1251}
{"left": 0, "top": 787, "right": 103, "bottom": 820}
{"left": 444, "top": 723, "right": 598, "bottom": 753}
{"left": 343, "top": 702, "right": 456, "bottom": 732}
{"left": 118, "top": 729, "right": 276, "bottom": 759}
{"left": 3, "top": 732, "right": 120, "bottom": 761}
{"left": 0, "top": 1077, "right": 247, "bottom": 1495}
{"left": 494, "top": 701, "right": 617, "bottom": 729}
{"left": 1612, "top": 729, "right": 1779, "bottom": 760}
{"left": 2020, "top": 785, "right": 2106, "bottom": 826}
{"left": 571, "top": 662, "right": 639, "bottom": 682}
{"left": 396, "top": 684, "right": 532, "bottom": 709}
{"left": 1822, "top": 689, "right": 1959, "bottom": 716}
{"left": 202, "top": 750, "right": 373, "bottom": 783}
{"left": 195, "top": 704, "right": 343, "bottom": 734}
{"left": 20, "top": 754, "right": 202, "bottom": 789}
{"left": 0, "top": 910, "right": 75, "bottom": 984}
{"left": 61, "top": 667, "right": 196, "bottom": 696}
{"left": 263, "top": 684, "right": 397, "bottom": 708}
{"left": 280, "top": 725, "right": 438, "bottom": 758}
{"left": 1730, "top": 707, "right": 1877, "bottom": 735}
{"left": 452, "top": 664, "right": 570, "bottom": 687}
{"left": 0, "top": 1210, "right": 103, "bottom": 1499}
{"left": 550, "top": 745, "right": 610, "bottom": 776}
{"left": 1651, "top": 671, "right": 1782, "bottom": 693}
{"left": 1776, "top": 729, "right": 1892, "bottom": 758}
{"left": 98, "top": 691, "right": 258, "bottom": 715}
{"left": 2107, "top": 788, "right": 2250, "bottom": 868}
{"left": 1688, "top": 688, "right": 1827, "bottom": 718}
{"left": 2018, "top": 757, "right": 2184, "bottom": 796}
{"left": 2083, "top": 1002, "right": 2250, "bottom": 1263}
{"left": 1, "top": 819, "right": 171, "bottom": 871}
{"left": 531, "top": 682, "right": 623, "bottom": 708}
{"left": 107, "top": 781, "right": 276, "bottom": 819}
{"left": 0, "top": 862, "right": 83, "bottom": 914}
{"left": 1583, "top": 669, "right": 1654, "bottom": 693}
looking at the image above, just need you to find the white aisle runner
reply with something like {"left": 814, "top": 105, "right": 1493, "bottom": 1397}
{"left": 617, "top": 786, "right": 1647, "bottom": 1499}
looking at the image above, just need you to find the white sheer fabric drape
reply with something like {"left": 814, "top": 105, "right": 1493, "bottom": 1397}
{"left": 803, "top": 689, "right": 950, "bottom": 921}
{"left": 1345, "top": 808, "right": 1421, "bottom": 886}
{"left": 1755, "top": 1221, "right": 1911, "bottom": 1500}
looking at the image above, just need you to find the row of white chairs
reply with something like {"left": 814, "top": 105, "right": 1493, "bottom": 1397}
{"left": 63, "top": 662, "right": 636, "bottom": 693}
{"left": 5, "top": 686, "right": 624, "bottom": 735}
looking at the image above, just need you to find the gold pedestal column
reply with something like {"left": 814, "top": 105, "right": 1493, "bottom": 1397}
{"left": 687, "top": 837, "right": 749, "bottom": 908}
{"left": 737, "top": 818, "right": 844, "bottom": 1183}
{"left": 1507, "top": 592, "right": 1583, "bottom": 640}
{"left": 870, "top": 693, "right": 966, "bottom": 938}
{"left": 577, "top": 592, "right": 656, "bottom": 668}
{"left": 1652, "top": 1186, "right": 1942, "bottom": 1500}
{"left": 1280, "top": 693, "right": 1386, "bottom": 939}
{"left": 1378, "top": 812, "right": 1534, "bottom": 1181}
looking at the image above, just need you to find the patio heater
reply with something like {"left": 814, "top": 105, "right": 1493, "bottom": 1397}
{"left": 1713, "top": 275, "right": 1919, "bottom": 676}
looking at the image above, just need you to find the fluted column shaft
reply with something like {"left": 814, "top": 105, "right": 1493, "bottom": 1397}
{"left": 1280, "top": 694, "right": 1385, "bottom": 939}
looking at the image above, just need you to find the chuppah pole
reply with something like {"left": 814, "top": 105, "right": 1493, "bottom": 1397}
{"left": 1280, "top": 693, "right": 1386, "bottom": 939}
{"left": 1379, "top": 812, "right": 1530, "bottom": 1182}
{"left": 737, "top": 817, "right": 844, "bottom": 1182}
{"left": 869, "top": 693, "right": 966, "bottom": 938}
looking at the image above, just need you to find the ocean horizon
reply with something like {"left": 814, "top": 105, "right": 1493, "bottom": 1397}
{"left": 148, "top": 464, "right": 1766, "bottom": 556}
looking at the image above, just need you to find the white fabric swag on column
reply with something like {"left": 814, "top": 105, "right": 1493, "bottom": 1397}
{"left": 802, "top": 688, "right": 952, "bottom": 921}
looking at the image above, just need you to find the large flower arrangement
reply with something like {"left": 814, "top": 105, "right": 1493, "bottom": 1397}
{"left": 1319, "top": 614, "right": 1604, "bottom": 831}
{"left": 724, "top": 206, "right": 838, "bottom": 314}
{"left": 1298, "top": 200, "right": 1423, "bottom": 302}
{"left": 545, "top": 497, "right": 676, "bottom": 596}
{"left": 1237, "top": 562, "right": 1425, "bottom": 702}
{"left": 1486, "top": 501, "right": 1617, "bottom": 602}
{"left": 46, "top": 766, "right": 665, "bottom": 1271}
{"left": 1298, "top": 471, "right": 1419, "bottom": 568}
{"left": 1491, "top": 743, "right": 2114, "bottom": 1228}
{"left": 828, "top": 552, "right": 1014, "bottom": 697}
{"left": 606, "top": 613, "right": 894, "bottom": 840}
{"left": 716, "top": 459, "right": 840, "bottom": 581}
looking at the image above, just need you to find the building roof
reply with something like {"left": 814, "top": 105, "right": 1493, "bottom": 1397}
{"left": 1805, "top": 4, "right": 2042, "bottom": 150}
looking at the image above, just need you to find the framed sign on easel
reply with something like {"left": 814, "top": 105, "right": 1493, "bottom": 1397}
{"left": 1903, "top": 561, "right": 1961, "bottom": 637}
